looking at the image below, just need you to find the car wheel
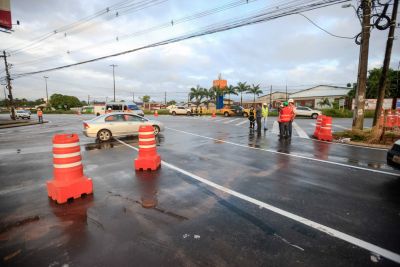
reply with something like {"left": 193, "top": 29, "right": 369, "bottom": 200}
{"left": 97, "top": 129, "right": 112, "bottom": 142}
{"left": 172, "top": 111, "right": 176, "bottom": 116}
{"left": 153, "top": 125, "right": 160, "bottom": 135}
{"left": 187, "top": 111, "right": 191, "bottom": 116}
{"left": 311, "top": 113, "right": 318, "bottom": 119}
{"left": 224, "top": 112, "right": 229, "bottom": 117}
{"left": 243, "top": 112, "right": 248, "bottom": 117}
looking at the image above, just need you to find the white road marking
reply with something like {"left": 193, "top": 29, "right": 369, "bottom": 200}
{"left": 215, "top": 118, "right": 229, "bottom": 122}
{"left": 272, "top": 121, "right": 280, "bottom": 135}
{"left": 224, "top": 118, "right": 241, "bottom": 124}
{"left": 236, "top": 120, "right": 248, "bottom": 126}
{"left": 114, "top": 137, "right": 400, "bottom": 264}
{"left": 293, "top": 122, "right": 310, "bottom": 139}
{"left": 166, "top": 127, "right": 399, "bottom": 177}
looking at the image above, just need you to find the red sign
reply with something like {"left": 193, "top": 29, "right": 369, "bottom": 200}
{"left": 0, "top": 0, "right": 12, "bottom": 30}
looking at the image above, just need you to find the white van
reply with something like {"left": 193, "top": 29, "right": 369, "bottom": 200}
{"left": 100, "top": 102, "right": 144, "bottom": 116}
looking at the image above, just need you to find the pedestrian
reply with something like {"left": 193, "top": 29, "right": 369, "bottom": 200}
{"left": 255, "top": 103, "right": 262, "bottom": 133}
{"left": 195, "top": 107, "right": 198, "bottom": 116}
{"left": 199, "top": 106, "right": 203, "bottom": 116}
{"left": 190, "top": 107, "right": 194, "bottom": 116}
{"left": 37, "top": 109, "right": 43, "bottom": 123}
{"left": 248, "top": 106, "right": 255, "bottom": 129}
{"left": 262, "top": 103, "right": 269, "bottom": 131}
{"left": 278, "top": 102, "right": 292, "bottom": 138}
{"left": 288, "top": 99, "right": 296, "bottom": 138}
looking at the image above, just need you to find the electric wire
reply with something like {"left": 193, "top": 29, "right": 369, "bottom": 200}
{"left": 9, "top": 0, "right": 349, "bottom": 80}
{"left": 6, "top": 0, "right": 167, "bottom": 56}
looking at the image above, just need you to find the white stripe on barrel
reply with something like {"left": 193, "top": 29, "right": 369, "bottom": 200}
{"left": 53, "top": 161, "right": 82, "bottom": 168}
{"left": 53, "top": 142, "right": 79, "bottom": 148}
{"left": 139, "top": 138, "right": 155, "bottom": 142}
{"left": 53, "top": 152, "right": 81, "bottom": 159}
{"left": 139, "top": 131, "right": 155, "bottom": 136}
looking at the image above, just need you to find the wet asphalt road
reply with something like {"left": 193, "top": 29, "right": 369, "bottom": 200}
{"left": 0, "top": 114, "right": 399, "bottom": 267}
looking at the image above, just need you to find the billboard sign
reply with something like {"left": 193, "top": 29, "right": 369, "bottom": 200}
{"left": 351, "top": 99, "right": 392, "bottom": 110}
{"left": 0, "top": 0, "right": 12, "bottom": 30}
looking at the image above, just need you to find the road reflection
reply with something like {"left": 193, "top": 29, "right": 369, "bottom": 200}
{"left": 135, "top": 171, "right": 159, "bottom": 209}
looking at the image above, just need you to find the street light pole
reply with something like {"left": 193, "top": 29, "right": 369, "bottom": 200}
{"left": 43, "top": 76, "right": 49, "bottom": 109}
{"left": 110, "top": 64, "right": 118, "bottom": 102}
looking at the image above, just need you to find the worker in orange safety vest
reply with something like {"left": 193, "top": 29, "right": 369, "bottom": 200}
{"left": 37, "top": 109, "right": 43, "bottom": 123}
{"left": 278, "top": 102, "right": 293, "bottom": 138}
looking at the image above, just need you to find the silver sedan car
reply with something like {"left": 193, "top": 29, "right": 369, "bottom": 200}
{"left": 83, "top": 112, "right": 164, "bottom": 141}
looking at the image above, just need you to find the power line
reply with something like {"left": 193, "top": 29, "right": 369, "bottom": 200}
{"left": 297, "top": 13, "right": 359, "bottom": 39}
{"left": 9, "top": 0, "right": 349, "bottom": 80}
{"left": 6, "top": 0, "right": 168, "bottom": 56}
{"left": 10, "top": 0, "right": 262, "bottom": 68}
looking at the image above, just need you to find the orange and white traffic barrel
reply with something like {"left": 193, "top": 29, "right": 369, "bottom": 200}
{"left": 313, "top": 115, "right": 324, "bottom": 139}
{"left": 134, "top": 125, "right": 161, "bottom": 171}
{"left": 318, "top": 116, "right": 332, "bottom": 142}
{"left": 47, "top": 134, "right": 93, "bottom": 204}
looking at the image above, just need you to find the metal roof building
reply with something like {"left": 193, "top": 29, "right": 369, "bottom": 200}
{"left": 289, "top": 85, "right": 351, "bottom": 109}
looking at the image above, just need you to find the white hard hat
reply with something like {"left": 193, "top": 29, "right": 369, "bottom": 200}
{"left": 263, "top": 103, "right": 267, "bottom": 105}
{"left": 288, "top": 99, "right": 294, "bottom": 103}
{"left": 108, "top": 108, "right": 112, "bottom": 110}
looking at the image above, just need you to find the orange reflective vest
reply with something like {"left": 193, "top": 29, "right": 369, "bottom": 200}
{"left": 37, "top": 110, "right": 43, "bottom": 116}
{"left": 279, "top": 107, "right": 292, "bottom": 122}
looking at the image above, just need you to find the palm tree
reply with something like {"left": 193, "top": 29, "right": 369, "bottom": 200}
{"left": 225, "top": 85, "right": 238, "bottom": 107}
{"left": 236, "top": 82, "right": 250, "bottom": 106}
{"left": 189, "top": 85, "right": 206, "bottom": 107}
{"left": 246, "top": 84, "right": 263, "bottom": 103}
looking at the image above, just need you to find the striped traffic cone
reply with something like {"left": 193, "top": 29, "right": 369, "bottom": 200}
{"left": 134, "top": 125, "right": 161, "bottom": 171}
{"left": 47, "top": 134, "right": 93, "bottom": 204}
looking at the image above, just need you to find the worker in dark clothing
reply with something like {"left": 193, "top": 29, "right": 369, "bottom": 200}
{"left": 248, "top": 106, "right": 255, "bottom": 129}
{"left": 255, "top": 103, "right": 262, "bottom": 134}
{"left": 199, "top": 107, "right": 203, "bottom": 116}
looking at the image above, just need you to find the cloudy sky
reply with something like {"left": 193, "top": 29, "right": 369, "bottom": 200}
{"left": 1, "top": 0, "right": 399, "bottom": 103}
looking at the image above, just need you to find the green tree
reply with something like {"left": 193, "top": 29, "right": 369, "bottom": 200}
{"left": 246, "top": 84, "right": 263, "bottom": 103}
{"left": 49, "top": 94, "right": 82, "bottom": 110}
{"left": 189, "top": 85, "right": 206, "bottom": 107}
{"left": 236, "top": 82, "right": 250, "bottom": 106}
{"left": 225, "top": 85, "right": 238, "bottom": 107}
{"left": 142, "top": 95, "right": 150, "bottom": 103}
{"left": 318, "top": 97, "right": 331, "bottom": 108}
{"left": 167, "top": 100, "right": 176, "bottom": 106}
{"left": 366, "top": 68, "right": 399, "bottom": 98}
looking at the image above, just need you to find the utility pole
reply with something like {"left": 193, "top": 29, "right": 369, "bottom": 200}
{"left": 43, "top": 76, "right": 49, "bottom": 109}
{"left": 110, "top": 64, "right": 118, "bottom": 102}
{"left": 352, "top": 0, "right": 372, "bottom": 130}
{"left": 133, "top": 90, "right": 135, "bottom": 102}
{"left": 164, "top": 91, "right": 167, "bottom": 105}
{"left": 2, "top": 85, "right": 7, "bottom": 108}
{"left": 373, "top": 0, "right": 399, "bottom": 126}
{"left": 285, "top": 84, "right": 288, "bottom": 100}
{"left": 395, "top": 60, "right": 400, "bottom": 109}
{"left": 269, "top": 85, "right": 272, "bottom": 108}
{"left": 88, "top": 95, "right": 90, "bottom": 105}
{"left": 1, "top": 51, "right": 15, "bottom": 120}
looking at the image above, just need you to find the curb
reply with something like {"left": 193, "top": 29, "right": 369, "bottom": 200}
{"left": 0, "top": 121, "right": 49, "bottom": 129}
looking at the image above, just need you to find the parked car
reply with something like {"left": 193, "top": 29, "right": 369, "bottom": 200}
{"left": 387, "top": 140, "right": 400, "bottom": 169}
{"left": 11, "top": 110, "right": 31, "bottom": 119}
{"left": 220, "top": 105, "right": 250, "bottom": 117}
{"left": 295, "top": 106, "right": 322, "bottom": 119}
{"left": 169, "top": 106, "right": 191, "bottom": 116}
{"left": 83, "top": 112, "right": 164, "bottom": 142}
